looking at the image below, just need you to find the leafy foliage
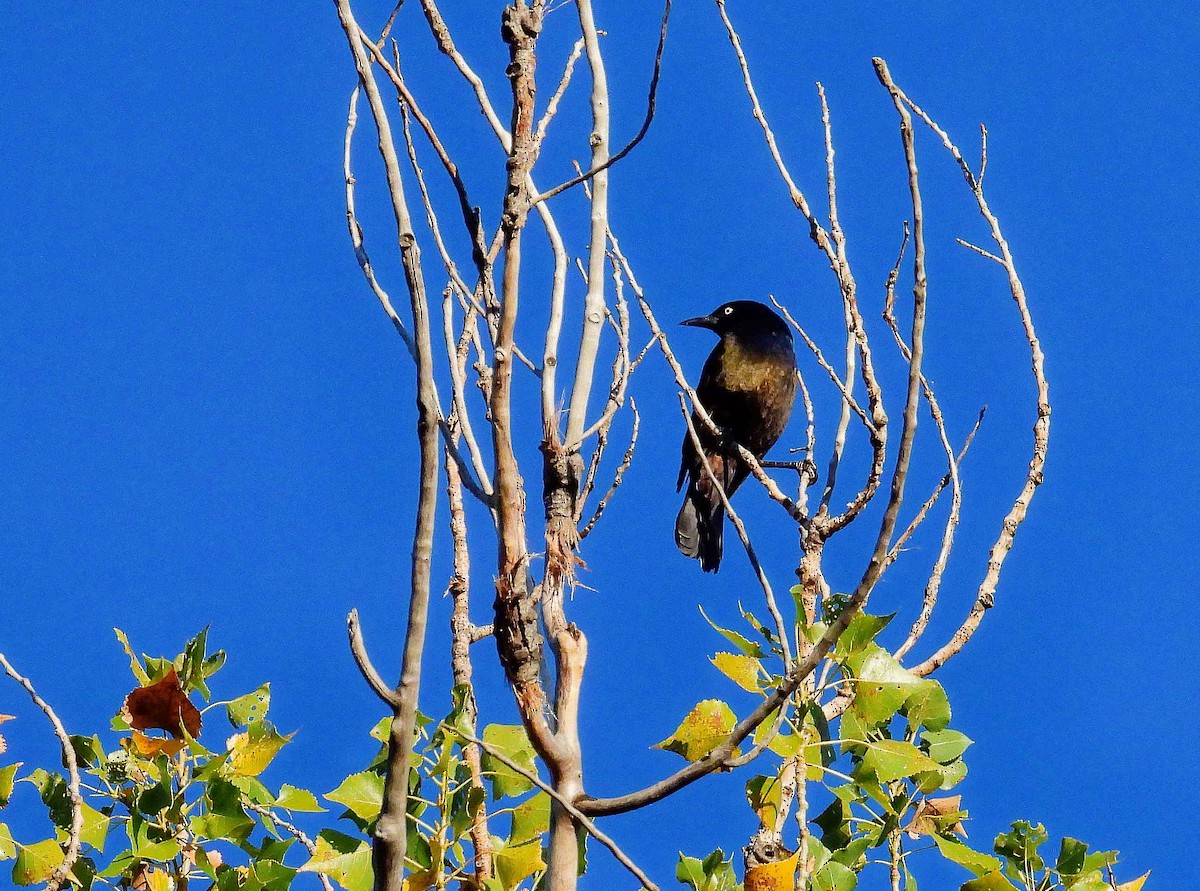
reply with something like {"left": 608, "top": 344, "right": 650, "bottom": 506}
{"left": 667, "top": 604, "right": 1149, "bottom": 891}
{"left": 0, "top": 627, "right": 1146, "bottom": 891}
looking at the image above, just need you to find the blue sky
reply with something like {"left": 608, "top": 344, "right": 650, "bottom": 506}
{"left": 1, "top": 2, "right": 1196, "bottom": 888}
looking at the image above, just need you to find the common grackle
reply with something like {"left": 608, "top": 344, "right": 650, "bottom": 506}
{"left": 675, "top": 300, "right": 797, "bottom": 572}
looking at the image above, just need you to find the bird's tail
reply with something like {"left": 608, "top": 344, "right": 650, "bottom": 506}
{"left": 675, "top": 487, "right": 724, "bottom": 573}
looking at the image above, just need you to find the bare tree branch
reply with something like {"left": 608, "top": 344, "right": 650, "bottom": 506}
{"left": 529, "top": 0, "right": 674, "bottom": 207}
{"left": 333, "top": 7, "right": 441, "bottom": 887}
{"left": 679, "top": 395, "right": 793, "bottom": 671}
{"left": 0, "top": 653, "right": 83, "bottom": 891}
{"left": 872, "top": 61, "right": 1051, "bottom": 676}
{"left": 453, "top": 729, "right": 660, "bottom": 891}
{"left": 246, "top": 803, "right": 336, "bottom": 891}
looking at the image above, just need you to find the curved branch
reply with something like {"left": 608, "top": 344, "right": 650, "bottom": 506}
{"left": 528, "top": 0, "right": 673, "bottom": 208}
{"left": 0, "top": 653, "right": 82, "bottom": 891}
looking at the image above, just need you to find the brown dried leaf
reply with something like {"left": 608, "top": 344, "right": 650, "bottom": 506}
{"left": 0, "top": 714, "right": 13, "bottom": 756}
{"left": 124, "top": 669, "right": 201, "bottom": 740}
{"left": 905, "top": 795, "right": 966, "bottom": 839}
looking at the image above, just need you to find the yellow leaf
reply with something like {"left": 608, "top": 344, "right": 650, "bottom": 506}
{"left": 712, "top": 652, "right": 762, "bottom": 692}
{"left": 131, "top": 731, "right": 185, "bottom": 759}
{"left": 228, "top": 725, "right": 292, "bottom": 777}
{"left": 654, "top": 699, "right": 738, "bottom": 762}
{"left": 1118, "top": 871, "right": 1151, "bottom": 891}
{"left": 744, "top": 851, "right": 798, "bottom": 891}
{"left": 494, "top": 839, "right": 545, "bottom": 889}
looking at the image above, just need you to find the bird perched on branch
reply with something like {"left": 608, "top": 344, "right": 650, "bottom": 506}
{"left": 675, "top": 300, "right": 797, "bottom": 572}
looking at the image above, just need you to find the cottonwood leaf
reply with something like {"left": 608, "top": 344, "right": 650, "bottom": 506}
{"left": 494, "top": 839, "right": 545, "bottom": 889}
{"left": 12, "top": 838, "right": 63, "bottom": 886}
{"left": 744, "top": 850, "right": 799, "bottom": 891}
{"left": 811, "top": 859, "right": 856, "bottom": 891}
{"left": 227, "top": 684, "right": 271, "bottom": 728}
{"left": 923, "top": 729, "right": 973, "bottom": 764}
{"left": 299, "top": 832, "right": 373, "bottom": 891}
{"left": 1118, "top": 871, "right": 1151, "bottom": 891}
{"left": 859, "top": 740, "right": 942, "bottom": 783}
{"left": 932, "top": 834, "right": 999, "bottom": 876}
{"left": 324, "top": 771, "right": 384, "bottom": 822}
{"left": 960, "top": 870, "right": 1019, "bottom": 890}
{"left": 481, "top": 724, "right": 538, "bottom": 800}
{"left": 712, "top": 652, "right": 763, "bottom": 692}
{"left": 509, "top": 792, "right": 550, "bottom": 846}
{"left": 124, "top": 669, "right": 201, "bottom": 740}
{"left": 228, "top": 724, "right": 292, "bottom": 777}
{"left": 655, "top": 700, "right": 738, "bottom": 762}
{"left": 276, "top": 784, "right": 325, "bottom": 813}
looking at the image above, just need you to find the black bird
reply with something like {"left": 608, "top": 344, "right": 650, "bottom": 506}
{"left": 675, "top": 300, "right": 797, "bottom": 572}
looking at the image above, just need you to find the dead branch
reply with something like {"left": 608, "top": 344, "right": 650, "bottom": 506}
{"left": 0, "top": 653, "right": 83, "bottom": 891}
{"left": 454, "top": 729, "right": 659, "bottom": 891}
{"left": 333, "top": 6, "right": 441, "bottom": 888}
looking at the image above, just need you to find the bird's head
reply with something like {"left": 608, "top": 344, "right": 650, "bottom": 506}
{"left": 681, "top": 300, "right": 792, "bottom": 340}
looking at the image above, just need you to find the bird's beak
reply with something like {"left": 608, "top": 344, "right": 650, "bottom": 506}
{"left": 681, "top": 314, "right": 717, "bottom": 331}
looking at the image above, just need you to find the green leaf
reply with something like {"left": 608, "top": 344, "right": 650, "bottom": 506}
{"left": 0, "top": 764, "right": 19, "bottom": 808}
{"left": 276, "top": 784, "right": 325, "bottom": 812}
{"left": 0, "top": 824, "right": 15, "bottom": 860}
{"left": 76, "top": 803, "right": 110, "bottom": 852}
{"left": 814, "top": 798, "right": 852, "bottom": 852}
{"left": 699, "top": 606, "right": 767, "bottom": 658}
{"left": 711, "top": 652, "right": 763, "bottom": 692}
{"left": 961, "top": 870, "right": 1019, "bottom": 891}
{"left": 845, "top": 647, "right": 923, "bottom": 726}
{"left": 12, "top": 839, "right": 63, "bottom": 886}
{"left": 227, "top": 684, "right": 271, "bottom": 727}
{"left": 676, "top": 849, "right": 738, "bottom": 891}
{"left": 179, "top": 627, "right": 214, "bottom": 699}
{"left": 654, "top": 700, "right": 738, "bottom": 763}
{"left": 922, "top": 729, "right": 973, "bottom": 764}
{"left": 510, "top": 792, "right": 550, "bottom": 846}
{"left": 936, "top": 759, "right": 969, "bottom": 790}
{"left": 298, "top": 832, "right": 373, "bottom": 891}
{"left": 933, "top": 835, "right": 1000, "bottom": 877}
{"left": 1080, "top": 850, "right": 1118, "bottom": 873}
{"left": 904, "top": 680, "right": 952, "bottom": 732}
{"left": 858, "top": 740, "right": 942, "bottom": 783}
{"left": 113, "top": 628, "right": 151, "bottom": 685}
{"left": 812, "top": 859, "right": 857, "bottom": 891}
{"left": 481, "top": 724, "right": 538, "bottom": 800}
{"left": 994, "top": 821, "right": 1047, "bottom": 874}
{"left": 69, "top": 736, "right": 105, "bottom": 769}
{"left": 324, "top": 771, "right": 384, "bottom": 822}
{"left": 737, "top": 602, "right": 778, "bottom": 646}
{"left": 834, "top": 612, "right": 894, "bottom": 658}
{"left": 228, "top": 723, "right": 293, "bottom": 777}
{"left": 746, "top": 774, "right": 784, "bottom": 828}
{"left": 1056, "top": 837, "right": 1087, "bottom": 878}
{"left": 494, "top": 839, "right": 546, "bottom": 889}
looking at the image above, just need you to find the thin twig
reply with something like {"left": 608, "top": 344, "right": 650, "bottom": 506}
{"left": 246, "top": 803, "right": 335, "bottom": 891}
{"left": 347, "top": 610, "right": 402, "bottom": 710}
{"left": 579, "top": 399, "right": 640, "bottom": 539}
{"left": 536, "top": 38, "right": 586, "bottom": 143}
{"left": 609, "top": 235, "right": 804, "bottom": 522}
{"left": 879, "top": 64, "right": 1051, "bottom": 676}
{"left": 679, "top": 395, "right": 792, "bottom": 671}
{"left": 529, "top": 0, "right": 673, "bottom": 207}
{"left": 452, "top": 729, "right": 659, "bottom": 891}
{"left": 0, "top": 653, "right": 82, "bottom": 891}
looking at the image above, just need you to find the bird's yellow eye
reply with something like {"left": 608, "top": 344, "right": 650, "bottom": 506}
{"left": 723, "top": 306, "right": 734, "bottom": 315}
